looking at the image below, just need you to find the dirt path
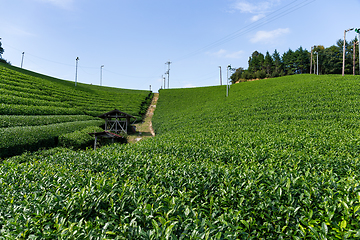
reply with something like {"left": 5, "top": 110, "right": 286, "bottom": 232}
{"left": 128, "top": 93, "right": 158, "bottom": 143}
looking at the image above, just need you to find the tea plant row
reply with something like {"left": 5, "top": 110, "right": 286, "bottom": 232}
{"left": 1, "top": 74, "right": 360, "bottom": 238}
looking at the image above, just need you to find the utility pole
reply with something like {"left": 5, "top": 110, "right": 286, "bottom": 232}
{"left": 356, "top": 28, "right": 360, "bottom": 75}
{"left": 316, "top": 52, "right": 319, "bottom": 75}
{"left": 343, "top": 28, "right": 354, "bottom": 76}
{"left": 75, "top": 57, "right": 79, "bottom": 87}
{"left": 165, "top": 61, "right": 171, "bottom": 89}
{"left": 100, "top": 65, "right": 104, "bottom": 86}
{"left": 310, "top": 46, "right": 314, "bottom": 74}
{"left": 219, "top": 66, "right": 222, "bottom": 85}
{"left": 21, "top": 52, "right": 25, "bottom": 68}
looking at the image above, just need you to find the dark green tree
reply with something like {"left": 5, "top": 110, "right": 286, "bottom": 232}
{"left": 295, "top": 46, "right": 310, "bottom": 74}
{"left": 321, "top": 45, "right": 342, "bottom": 74}
{"left": 0, "top": 40, "right": 4, "bottom": 59}
{"left": 264, "top": 51, "right": 274, "bottom": 76}
{"left": 272, "top": 49, "right": 283, "bottom": 77}
{"left": 230, "top": 67, "right": 244, "bottom": 84}
{"left": 282, "top": 49, "right": 296, "bottom": 75}
{"left": 248, "top": 51, "right": 264, "bottom": 73}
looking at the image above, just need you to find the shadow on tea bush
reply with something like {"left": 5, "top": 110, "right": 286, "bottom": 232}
{"left": 58, "top": 126, "right": 103, "bottom": 150}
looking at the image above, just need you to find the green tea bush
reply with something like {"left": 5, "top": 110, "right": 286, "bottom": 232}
{"left": 0, "top": 64, "right": 152, "bottom": 155}
{"left": 0, "top": 115, "right": 96, "bottom": 128}
{"left": 0, "top": 120, "right": 103, "bottom": 158}
{"left": 3, "top": 74, "right": 360, "bottom": 238}
{"left": 58, "top": 126, "right": 103, "bottom": 149}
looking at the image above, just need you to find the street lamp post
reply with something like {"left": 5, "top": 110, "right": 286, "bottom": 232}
{"left": 342, "top": 28, "right": 354, "bottom": 76}
{"left": 314, "top": 51, "right": 319, "bottom": 75}
{"left": 219, "top": 66, "right": 222, "bottom": 85}
{"left": 21, "top": 52, "right": 25, "bottom": 68}
{"left": 226, "top": 65, "right": 231, "bottom": 97}
{"left": 100, "top": 65, "right": 104, "bottom": 86}
{"left": 75, "top": 57, "right": 79, "bottom": 87}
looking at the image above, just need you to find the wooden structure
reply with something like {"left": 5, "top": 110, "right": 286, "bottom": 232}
{"left": 97, "top": 109, "right": 136, "bottom": 134}
{"left": 88, "top": 131, "right": 124, "bottom": 150}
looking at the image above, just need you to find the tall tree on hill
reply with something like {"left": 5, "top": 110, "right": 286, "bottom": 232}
{"left": 248, "top": 51, "right": 264, "bottom": 73}
{"left": 0, "top": 40, "right": 4, "bottom": 59}
{"left": 282, "top": 49, "right": 296, "bottom": 75}
{"left": 295, "top": 46, "right": 310, "bottom": 74}
{"left": 264, "top": 51, "right": 274, "bottom": 75}
{"left": 230, "top": 67, "right": 244, "bottom": 84}
{"left": 272, "top": 49, "right": 283, "bottom": 77}
{"left": 322, "top": 45, "right": 342, "bottom": 74}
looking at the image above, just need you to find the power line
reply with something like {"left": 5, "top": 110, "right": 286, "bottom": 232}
{"left": 174, "top": 0, "right": 315, "bottom": 62}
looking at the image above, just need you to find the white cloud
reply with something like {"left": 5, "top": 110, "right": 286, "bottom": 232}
{"left": 233, "top": 0, "right": 281, "bottom": 21}
{"left": 235, "top": 1, "right": 270, "bottom": 13}
{"left": 250, "top": 28, "right": 290, "bottom": 44}
{"left": 251, "top": 14, "right": 265, "bottom": 22}
{"left": 37, "top": 0, "right": 74, "bottom": 10}
{"left": 208, "top": 49, "right": 244, "bottom": 59}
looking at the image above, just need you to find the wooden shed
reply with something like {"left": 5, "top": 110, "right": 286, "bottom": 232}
{"left": 97, "top": 109, "right": 136, "bottom": 134}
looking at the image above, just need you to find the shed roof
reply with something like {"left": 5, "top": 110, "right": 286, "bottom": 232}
{"left": 97, "top": 109, "right": 136, "bottom": 119}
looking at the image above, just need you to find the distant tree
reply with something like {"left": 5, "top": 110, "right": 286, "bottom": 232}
{"left": 0, "top": 40, "right": 4, "bottom": 59}
{"left": 230, "top": 67, "right": 244, "bottom": 84}
{"left": 272, "top": 49, "right": 283, "bottom": 77}
{"left": 264, "top": 51, "right": 274, "bottom": 76}
{"left": 255, "top": 70, "right": 266, "bottom": 79}
{"left": 295, "top": 46, "right": 310, "bottom": 74}
{"left": 321, "top": 45, "right": 342, "bottom": 74}
{"left": 248, "top": 51, "right": 264, "bottom": 73}
{"left": 282, "top": 49, "right": 296, "bottom": 75}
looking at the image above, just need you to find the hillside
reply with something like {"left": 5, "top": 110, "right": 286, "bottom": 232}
{"left": 0, "top": 63, "right": 152, "bottom": 157}
{"left": 1, "top": 74, "right": 360, "bottom": 238}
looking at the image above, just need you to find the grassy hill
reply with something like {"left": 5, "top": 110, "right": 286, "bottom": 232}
{"left": 1, "top": 74, "right": 360, "bottom": 238}
{"left": 0, "top": 63, "right": 152, "bottom": 157}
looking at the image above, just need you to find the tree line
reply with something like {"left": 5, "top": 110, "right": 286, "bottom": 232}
{"left": 230, "top": 37, "right": 359, "bottom": 83}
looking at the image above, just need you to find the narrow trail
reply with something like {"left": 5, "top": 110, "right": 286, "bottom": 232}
{"left": 128, "top": 93, "right": 159, "bottom": 143}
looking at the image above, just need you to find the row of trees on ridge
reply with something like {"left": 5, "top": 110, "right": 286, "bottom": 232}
{"left": 230, "top": 37, "right": 359, "bottom": 83}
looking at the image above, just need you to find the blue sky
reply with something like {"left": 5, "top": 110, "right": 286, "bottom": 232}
{"left": 1, "top": 0, "right": 359, "bottom": 91}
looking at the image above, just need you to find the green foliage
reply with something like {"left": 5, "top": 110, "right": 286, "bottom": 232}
{"left": 232, "top": 36, "right": 358, "bottom": 81}
{"left": 58, "top": 126, "right": 103, "bottom": 149}
{"left": 2, "top": 75, "right": 360, "bottom": 238}
{"left": 0, "top": 120, "right": 103, "bottom": 158}
{"left": 0, "top": 115, "right": 96, "bottom": 128}
{"left": 0, "top": 40, "right": 4, "bottom": 59}
{"left": 0, "top": 63, "right": 152, "bottom": 117}
{"left": 0, "top": 64, "right": 152, "bottom": 155}
{"left": 230, "top": 67, "right": 244, "bottom": 84}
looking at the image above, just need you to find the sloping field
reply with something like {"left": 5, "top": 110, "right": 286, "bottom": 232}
{"left": 0, "top": 63, "right": 152, "bottom": 157}
{"left": 1, "top": 74, "right": 360, "bottom": 238}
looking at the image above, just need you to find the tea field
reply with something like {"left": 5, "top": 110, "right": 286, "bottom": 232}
{"left": 0, "top": 63, "right": 152, "bottom": 158}
{"left": 1, "top": 74, "right": 360, "bottom": 238}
